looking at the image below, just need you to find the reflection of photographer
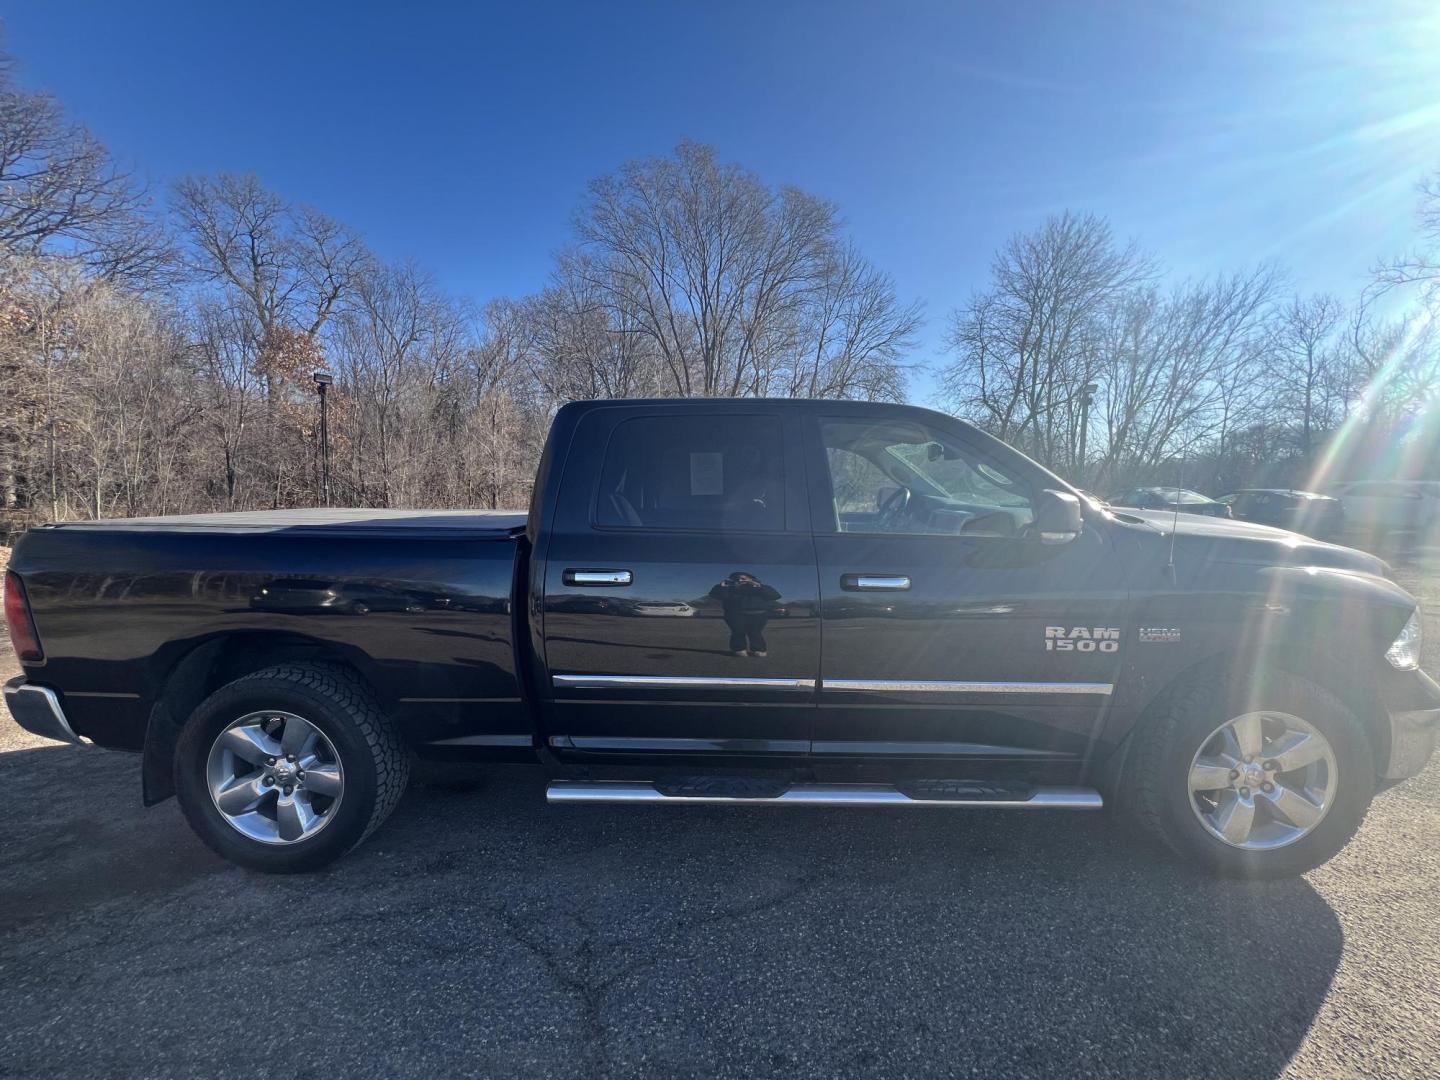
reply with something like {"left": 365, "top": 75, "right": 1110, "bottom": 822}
{"left": 709, "top": 571, "right": 780, "bottom": 657}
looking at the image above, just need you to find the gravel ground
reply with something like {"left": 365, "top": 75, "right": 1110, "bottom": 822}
{"left": 1, "top": 544, "right": 1437, "bottom": 1079}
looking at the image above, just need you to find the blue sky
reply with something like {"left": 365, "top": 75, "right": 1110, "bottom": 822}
{"left": 7, "top": 1, "right": 1439, "bottom": 400}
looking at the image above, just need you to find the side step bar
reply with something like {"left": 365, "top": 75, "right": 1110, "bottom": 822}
{"left": 546, "top": 781, "right": 1103, "bottom": 809}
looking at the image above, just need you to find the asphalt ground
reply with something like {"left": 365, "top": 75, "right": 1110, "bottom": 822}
{"left": 1, "top": 545, "right": 1437, "bottom": 1079}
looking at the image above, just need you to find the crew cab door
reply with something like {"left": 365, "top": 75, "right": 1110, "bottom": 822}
{"left": 538, "top": 403, "right": 819, "bottom": 758}
{"left": 807, "top": 410, "right": 1128, "bottom": 772}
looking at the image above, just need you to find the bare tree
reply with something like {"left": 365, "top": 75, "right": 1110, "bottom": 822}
{"left": 1274, "top": 294, "right": 1344, "bottom": 457}
{"left": 172, "top": 173, "right": 371, "bottom": 505}
{"left": 330, "top": 261, "right": 463, "bottom": 505}
{"left": 173, "top": 173, "right": 368, "bottom": 339}
{"left": 0, "top": 50, "right": 172, "bottom": 284}
{"left": 1091, "top": 267, "right": 1280, "bottom": 487}
{"left": 1373, "top": 174, "right": 1440, "bottom": 306}
{"left": 571, "top": 140, "right": 917, "bottom": 400}
{"left": 940, "top": 212, "right": 1153, "bottom": 468}
{"left": 0, "top": 253, "right": 198, "bottom": 518}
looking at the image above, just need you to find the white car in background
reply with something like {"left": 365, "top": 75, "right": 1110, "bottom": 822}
{"left": 1324, "top": 480, "right": 1440, "bottom": 535}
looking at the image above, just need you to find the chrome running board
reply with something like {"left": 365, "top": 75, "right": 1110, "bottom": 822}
{"left": 546, "top": 781, "right": 1103, "bottom": 809}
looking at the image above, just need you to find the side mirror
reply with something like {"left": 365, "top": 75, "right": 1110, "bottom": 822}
{"left": 1034, "top": 490, "right": 1083, "bottom": 545}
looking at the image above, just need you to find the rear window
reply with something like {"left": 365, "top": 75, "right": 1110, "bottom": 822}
{"left": 595, "top": 414, "right": 786, "bottom": 531}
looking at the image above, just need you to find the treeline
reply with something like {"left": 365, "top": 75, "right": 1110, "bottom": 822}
{"left": 940, "top": 204, "right": 1440, "bottom": 494}
{"left": 2, "top": 42, "right": 1440, "bottom": 530}
{"left": 0, "top": 137, "right": 919, "bottom": 517}
{"left": 0, "top": 46, "right": 920, "bottom": 522}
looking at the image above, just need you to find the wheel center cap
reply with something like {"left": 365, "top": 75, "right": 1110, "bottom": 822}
{"left": 272, "top": 762, "right": 296, "bottom": 783}
{"left": 1241, "top": 764, "right": 1265, "bottom": 789}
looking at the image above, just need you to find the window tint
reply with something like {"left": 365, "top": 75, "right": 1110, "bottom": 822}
{"left": 820, "top": 417, "right": 1034, "bottom": 537}
{"left": 596, "top": 414, "right": 786, "bottom": 531}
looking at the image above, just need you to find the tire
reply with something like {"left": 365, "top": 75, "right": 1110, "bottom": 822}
{"left": 1128, "top": 666, "right": 1374, "bottom": 879}
{"left": 174, "top": 663, "right": 410, "bottom": 873}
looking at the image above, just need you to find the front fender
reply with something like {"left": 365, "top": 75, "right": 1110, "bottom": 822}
{"left": 1096, "top": 561, "right": 1416, "bottom": 772}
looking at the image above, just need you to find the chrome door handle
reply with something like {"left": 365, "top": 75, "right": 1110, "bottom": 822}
{"left": 841, "top": 574, "right": 911, "bottom": 591}
{"left": 564, "top": 569, "right": 633, "bottom": 586}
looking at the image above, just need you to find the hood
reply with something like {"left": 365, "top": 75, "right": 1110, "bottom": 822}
{"left": 1114, "top": 508, "right": 1388, "bottom": 576}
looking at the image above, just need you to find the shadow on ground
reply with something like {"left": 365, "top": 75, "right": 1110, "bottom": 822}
{"left": 0, "top": 747, "right": 1340, "bottom": 1080}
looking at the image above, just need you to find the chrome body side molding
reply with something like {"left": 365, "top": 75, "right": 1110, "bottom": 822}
{"left": 551, "top": 675, "right": 1110, "bottom": 695}
{"left": 822, "top": 679, "right": 1113, "bottom": 696}
{"left": 550, "top": 735, "right": 810, "bottom": 754}
{"left": 552, "top": 674, "right": 817, "bottom": 691}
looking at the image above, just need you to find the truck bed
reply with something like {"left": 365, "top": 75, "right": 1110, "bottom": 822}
{"left": 11, "top": 508, "right": 529, "bottom": 756}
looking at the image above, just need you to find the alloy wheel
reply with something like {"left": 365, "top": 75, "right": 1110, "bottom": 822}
{"left": 1187, "top": 711, "right": 1337, "bottom": 850}
{"left": 206, "top": 710, "right": 344, "bottom": 845}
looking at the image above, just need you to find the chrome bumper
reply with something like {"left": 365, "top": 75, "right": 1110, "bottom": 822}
{"left": 1383, "top": 706, "right": 1440, "bottom": 780}
{"left": 3, "top": 677, "right": 81, "bottom": 744}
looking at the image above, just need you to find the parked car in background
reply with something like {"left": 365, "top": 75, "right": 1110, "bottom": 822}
{"left": 1324, "top": 481, "right": 1440, "bottom": 537}
{"left": 1109, "top": 486, "right": 1232, "bottom": 518}
{"left": 1218, "top": 489, "right": 1345, "bottom": 540}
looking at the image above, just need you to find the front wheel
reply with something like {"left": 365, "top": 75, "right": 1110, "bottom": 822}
{"left": 174, "top": 664, "right": 410, "bottom": 872}
{"left": 1128, "top": 668, "right": 1374, "bottom": 878}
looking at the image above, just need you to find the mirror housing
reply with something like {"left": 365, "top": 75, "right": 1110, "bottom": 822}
{"left": 1035, "top": 489, "right": 1083, "bottom": 545}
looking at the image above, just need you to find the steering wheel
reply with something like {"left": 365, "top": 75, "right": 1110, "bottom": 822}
{"left": 876, "top": 485, "right": 913, "bottom": 529}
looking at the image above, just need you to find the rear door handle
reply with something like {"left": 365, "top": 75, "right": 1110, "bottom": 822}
{"left": 564, "top": 569, "right": 633, "bottom": 586}
{"left": 841, "top": 574, "right": 911, "bottom": 591}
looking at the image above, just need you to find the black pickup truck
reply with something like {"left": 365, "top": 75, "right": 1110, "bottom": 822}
{"left": 6, "top": 399, "right": 1438, "bottom": 877}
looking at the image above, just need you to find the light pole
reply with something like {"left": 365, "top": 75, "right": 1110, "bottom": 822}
{"left": 313, "top": 370, "right": 333, "bottom": 507}
{"left": 1077, "top": 382, "right": 1099, "bottom": 488}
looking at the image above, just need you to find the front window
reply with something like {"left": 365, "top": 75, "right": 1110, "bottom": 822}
{"left": 820, "top": 417, "right": 1034, "bottom": 537}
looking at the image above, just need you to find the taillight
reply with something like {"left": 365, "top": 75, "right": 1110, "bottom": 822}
{"left": 3, "top": 571, "right": 44, "bottom": 663}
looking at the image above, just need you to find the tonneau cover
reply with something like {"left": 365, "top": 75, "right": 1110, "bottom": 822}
{"left": 40, "top": 507, "right": 528, "bottom": 538}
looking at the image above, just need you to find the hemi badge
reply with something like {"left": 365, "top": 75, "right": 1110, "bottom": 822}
{"left": 1139, "top": 628, "right": 1181, "bottom": 643}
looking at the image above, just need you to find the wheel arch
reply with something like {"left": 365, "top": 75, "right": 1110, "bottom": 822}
{"left": 141, "top": 632, "right": 389, "bottom": 806}
{"left": 1098, "top": 641, "right": 1388, "bottom": 798}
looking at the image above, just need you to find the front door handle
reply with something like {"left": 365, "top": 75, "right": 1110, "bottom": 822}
{"left": 841, "top": 574, "right": 911, "bottom": 591}
{"left": 565, "top": 569, "right": 633, "bottom": 586}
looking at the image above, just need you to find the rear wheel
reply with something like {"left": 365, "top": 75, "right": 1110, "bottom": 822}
{"left": 175, "top": 664, "right": 410, "bottom": 872}
{"left": 1129, "top": 668, "right": 1374, "bottom": 878}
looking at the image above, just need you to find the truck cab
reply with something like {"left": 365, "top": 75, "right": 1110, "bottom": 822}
{"left": 535, "top": 399, "right": 1121, "bottom": 779}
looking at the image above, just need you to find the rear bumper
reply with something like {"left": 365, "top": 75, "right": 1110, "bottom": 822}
{"left": 3, "top": 677, "right": 81, "bottom": 744}
{"left": 1379, "top": 667, "right": 1440, "bottom": 780}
